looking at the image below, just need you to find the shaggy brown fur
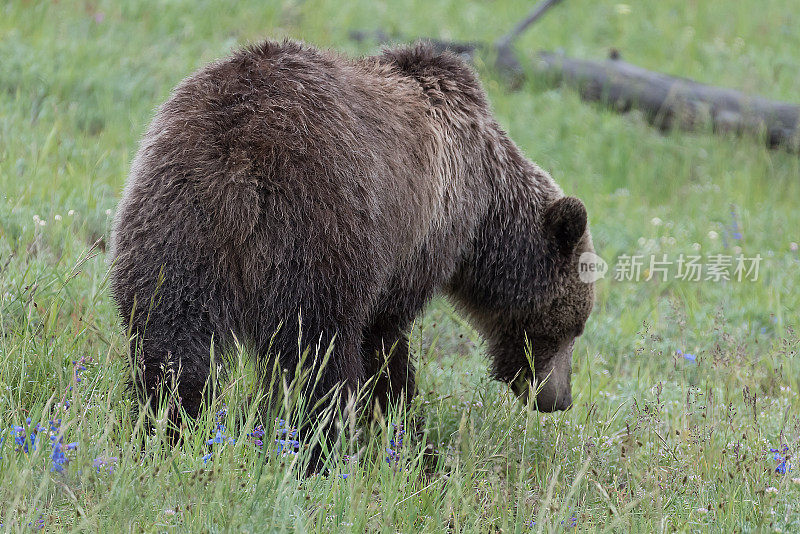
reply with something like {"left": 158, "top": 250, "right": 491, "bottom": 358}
{"left": 110, "top": 39, "right": 594, "bottom": 460}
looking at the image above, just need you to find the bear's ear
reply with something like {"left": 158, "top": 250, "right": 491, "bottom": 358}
{"left": 543, "top": 196, "right": 587, "bottom": 255}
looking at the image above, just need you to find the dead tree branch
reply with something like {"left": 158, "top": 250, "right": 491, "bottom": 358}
{"left": 494, "top": 0, "right": 565, "bottom": 77}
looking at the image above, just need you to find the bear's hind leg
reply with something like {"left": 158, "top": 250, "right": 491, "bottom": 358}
{"left": 265, "top": 315, "right": 365, "bottom": 475}
{"left": 129, "top": 322, "right": 216, "bottom": 442}
{"left": 362, "top": 319, "right": 417, "bottom": 418}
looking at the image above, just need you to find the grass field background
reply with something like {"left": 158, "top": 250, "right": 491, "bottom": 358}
{"left": 1, "top": 0, "right": 799, "bottom": 531}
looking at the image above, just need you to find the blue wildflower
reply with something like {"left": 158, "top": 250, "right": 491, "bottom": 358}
{"left": 28, "top": 514, "right": 44, "bottom": 531}
{"left": 68, "top": 356, "right": 89, "bottom": 391}
{"left": 13, "top": 420, "right": 45, "bottom": 454}
{"left": 276, "top": 418, "right": 298, "bottom": 439}
{"left": 561, "top": 510, "right": 578, "bottom": 528}
{"left": 386, "top": 423, "right": 405, "bottom": 465}
{"left": 275, "top": 438, "right": 300, "bottom": 457}
{"left": 8, "top": 418, "right": 78, "bottom": 472}
{"left": 273, "top": 419, "right": 300, "bottom": 456}
{"left": 770, "top": 446, "right": 791, "bottom": 474}
{"left": 207, "top": 429, "right": 227, "bottom": 445}
{"left": 48, "top": 419, "right": 78, "bottom": 472}
{"left": 93, "top": 456, "right": 118, "bottom": 474}
{"left": 200, "top": 405, "right": 235, "bottom": 462}
{"left": 247, "top": 424, "right": 265, "bottom": 449}
{"left": 51, "top": 441, "right": 78, "bottom": 472}
{"left": 728, "top": 204, "right": 743, "bottom": 243}
{"left": 215, "top": 405, "right": 228, "bottom": 421}
{"left": 676, "top": 349, "right": 696, "bottom": 362}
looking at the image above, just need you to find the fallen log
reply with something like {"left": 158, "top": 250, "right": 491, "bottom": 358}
{"left": 535, "top": 51, "right": 800, "bottom": 152}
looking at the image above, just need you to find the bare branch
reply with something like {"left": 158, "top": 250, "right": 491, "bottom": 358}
{"left": 494, "top": 0, "right": 565, "bottom": 50}
{"left": 494, "top": 0, "right": 565, "bottom": 83}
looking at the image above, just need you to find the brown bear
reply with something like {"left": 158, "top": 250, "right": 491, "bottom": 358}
{"left": 110, "top": 39, "right": 594, "bottom": 451}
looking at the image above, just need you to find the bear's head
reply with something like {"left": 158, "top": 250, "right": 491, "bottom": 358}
{"left": 517, "top": 196, "right": 594, "bottom": 411}
{"left": 475, "top": 196, "right": 595, "bottom": 412}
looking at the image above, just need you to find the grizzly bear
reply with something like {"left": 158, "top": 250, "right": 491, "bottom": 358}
{"left": 110, "top": 40, "right": 594, "bottom": 452}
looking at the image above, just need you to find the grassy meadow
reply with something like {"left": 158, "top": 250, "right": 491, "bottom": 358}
{"left": 1, "top": 0, "right": 800, "bottom": 531}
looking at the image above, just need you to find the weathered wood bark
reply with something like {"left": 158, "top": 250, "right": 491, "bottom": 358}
{"left": 535, "top": 51, "right": 800, "bottom": 152}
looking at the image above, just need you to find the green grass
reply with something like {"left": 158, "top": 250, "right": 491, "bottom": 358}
{"left": 1, "top": 0, "right": 799, "bottom": 531}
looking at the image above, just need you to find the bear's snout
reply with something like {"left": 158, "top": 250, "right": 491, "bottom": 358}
{"left": 532, "top": 338, "right": 574, "bottom": 412}
{"left": 534, "top": 382, "right": 573, "bottom": 412}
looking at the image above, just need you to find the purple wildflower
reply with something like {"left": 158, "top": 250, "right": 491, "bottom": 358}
{"left": 676, "top": 349, "right": 696, "bottom": 362}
